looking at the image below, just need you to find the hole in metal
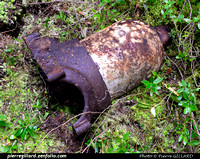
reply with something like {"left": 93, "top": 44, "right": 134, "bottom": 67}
{"left": 49, "top": 82, "right": 84, "bottom": 114}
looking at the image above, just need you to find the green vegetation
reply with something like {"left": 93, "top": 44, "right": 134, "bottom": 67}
{"left": 0, "top": 0, "right": 22, "bottom": 24}
{"left": 0, "top": 0, "right": 199, "bottom": 153}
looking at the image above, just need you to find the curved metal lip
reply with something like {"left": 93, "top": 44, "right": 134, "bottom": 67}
{"left": 59, "top": 68, "right": 96, "bottom": 136}
{"left": 23, "top": 32, "right": 111, "bottom": 136}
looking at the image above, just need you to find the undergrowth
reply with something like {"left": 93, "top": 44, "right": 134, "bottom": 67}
{"left": 0, "top": 0, "right": 199, "bottom": 153}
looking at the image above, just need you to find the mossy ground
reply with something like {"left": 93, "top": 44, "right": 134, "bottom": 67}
{"left": 0, "top": 0, "right": 199, "bottom": 153}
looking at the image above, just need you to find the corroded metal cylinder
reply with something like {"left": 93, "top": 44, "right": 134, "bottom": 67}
{"left": 81, "top": 19, "right": 168, "bottom": 100}
{"left": 23, "top": 19, "right": 169, "bottom": 136}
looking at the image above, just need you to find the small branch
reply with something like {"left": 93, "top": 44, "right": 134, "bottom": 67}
{"left": 0, "top": 22, "right": 18, "bottom": 34}
{"left": 191, "top": 61, "right": 198, "bottom": 87}
{"left": 187, "top": 0, "right": 192, "bottom": 20}
{"left": 177, "top": 0, "right": 187, "bottom": 18}
{"left": 71, "top": 2, "right": 85, "bottom": 37}
{"left": 81, "top": 125, "right": 111, "bottom": 153}
{"left": 191, "top": 112, "right": 200, "bottom": 136}
{"left": 38, "top": 4, "right": 106, "bottom": 39}
{"left": 165, "top": 54, "right": 185, "bottom": 80}
{"left": 149, "top": 121, "right": 169, "bottom": 152}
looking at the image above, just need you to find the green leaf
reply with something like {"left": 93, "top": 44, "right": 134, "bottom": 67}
{"left": 11, "top": 144, "right": 18, "bottom": 150}
{"left": 102, "top": 0, "right": 107, "bottom": 4}
{"left": 184, "top": 18, "right": 191, "bottom": 23}
{"left": 10, "top": 135, "right": 16, "bottom": 140}
{"left": 182, "top": 102, "right": 189, "bottom": 107}
{"left": 0, "top": 146, "right": 10, "bottom": 153}
{"left": 115, "top": 137, "right": 121, "bottom": 143}
{"left": 177, "top": 88, "right": 184, "bottom": 93}
{"left": 176, "top": 54, "right": 183, "bottom": 59}
{"left": 24, "top": 133, "right": 29, "bottom": 140}
{"left": 178, "top": 134, "right": 183, "bottom": 142}
{"left": 179, "top": 14, "right": 184, "bottom": 19}
{"left": 141, "top": 80, "right": 150, "bottom": 85}
{"left": 184, "top": 107, "right": 191, "bottom": 114}
{"left": 91, "top": 9, "right": 97, "bottom": 13}
{"left": 21, "top": 128, "right": 26, "bottom": 139}
{"left": 176, "top": 124, "right": 183, "bottom": 130}
{"left": 168, "top": 1, "right": 175, "bottom": 5}
{"left": 183, "top": 136, "right": 188, "bottom": 145}
{"left": 123, "top": 132, "right": 131, "bottom": 140}
{"left": 177, "top": 95, "right": 182, "bottom": 101}
{"left": 111, "top": 9, "right": 117, "bottom": 13}
{"left": 185, "top": 128, "right": 189, "bottom": 135}
{"left": 164, "top": 4, "right": 169, "bottom": 9}
{"left": 198, "top": 21, "right": 200, "bottom": 29}
{"left": 190, "top": 105, "right": 197, "bottom": 111}
{"left": 153, "top": 77, "right": 163, "bottom": 84}
{"left": 18, "top": 119, "right": 23, "bottom": 125}
{"left": 188, "top": 140, "right": 200, "bottom": 146}
{"left": 0, "top": 115, "right": 6, "bottom": 121}
{"left": 178, "top": 81, "right": 183, "bottom": 86}
{"left": 181, "top": 80, "right": 187, "bottom": 87}
{"left": 150, "top": 90, "right": 153, "bottom": 96}
{"left": 154, "top": 89, "right": 159, "bottom": 95}
{"left": 28, "top": 127, "right": 36, "bottom": 138}
{"left": 182, "top": 92, "right": 189, "bottom": 100}
{"left": 176, "top": 131, "right": 182, "bottom": 134}
{"left": 152, "top": 71, "right": 157, "bottom": 76}
{"left": 15, "top": 128, "right": 23, "bottom": 137}
{"left": 100, "top": 25, "right": 105, "bottom": 29}
{"left": 0, "top": 121, "right": 6, "bottom": 126}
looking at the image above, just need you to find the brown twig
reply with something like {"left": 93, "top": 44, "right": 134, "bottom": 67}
{"left": 80, "top": 98, "right": 122, "bottom": 152}
{"left": 187, "top": 0, "right": 192, "bottom": 20}
{"left": 149, "top": 120, "right": 169, "bottom": 152}
{"left": 165, "top": 54, "right": 185, "bottom": 80}
{"left": 0, "top": 22, "right": 18, "bottom": 34}
{"left": 189, "top": 120, "right": 194, "bottom": 152}
{"left": 177, "top": 0, "right": 187, "bottom": 19}
{"left": 81, "top": 125, "right": 111, "bottom": 153}
{"left": 71, "top": 2, "right": 85, "bottom": 37}
{"left": 38, "top": 4, "right": 106, "bottom": 39}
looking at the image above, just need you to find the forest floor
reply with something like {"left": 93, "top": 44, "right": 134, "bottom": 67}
{"left": 0, "top": 0, "right": 199, "bottom": 153}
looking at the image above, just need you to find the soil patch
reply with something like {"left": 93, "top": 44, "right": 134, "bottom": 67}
{"left": 40, "top": 111, "right": 85, "bottom": 153}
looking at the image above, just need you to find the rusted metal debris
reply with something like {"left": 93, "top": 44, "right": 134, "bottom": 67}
{"left": 23, "top": 19, "right": 170, "bottom": 136}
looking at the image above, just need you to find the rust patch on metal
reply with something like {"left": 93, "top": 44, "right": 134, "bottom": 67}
{"left": 81, "top": 19, "right": 167, "bottom": 99}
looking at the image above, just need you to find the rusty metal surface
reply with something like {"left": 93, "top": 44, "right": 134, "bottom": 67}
{"left": 23, "top": 19, "right": 169, "bottom": 136}
{"left": 23, "top": 33, "right": 111, "bottom": 136}
{"left": 81, "top": 19, "right": 167, "bottom": 100}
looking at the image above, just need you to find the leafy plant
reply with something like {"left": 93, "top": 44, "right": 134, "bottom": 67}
{"left": 14, "top": 118, "right": 38, "bottom": 140}
{"left": 0, "top": 139, "right": 18, "bottom": 153}
{"left": 2, "top": 45, "right": 22, "bottom": 66}
{"left": 177, "top": 81, "right": 198, "bottom": 114}
{"left": 106, "top": 132, "right": 135, "bottom": 153}
{"left": 91, "top": 0, "right": 127, "bottom": 30}
{"left": 86, "top": 131, "right": 135, "bottom": 153}
{"left": 170, "top": 80, "right": 199, "bottom": 115}
{"left": 142, "top": 71, "right": 164, "bottom": 96}
{"left": 0, "top": 115, "right": 7, "bottom": 127}
{"left": 167, "top": 79, "right": 199, "bottom": 149}
{"left": 0, "top": 0, "right": 22, "bottom": 24}
{"left": 32, "top": 100, "right": 42, "bottom": 110}
{"left": 0, "top": 117, "right": 38, "bottom": 153}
